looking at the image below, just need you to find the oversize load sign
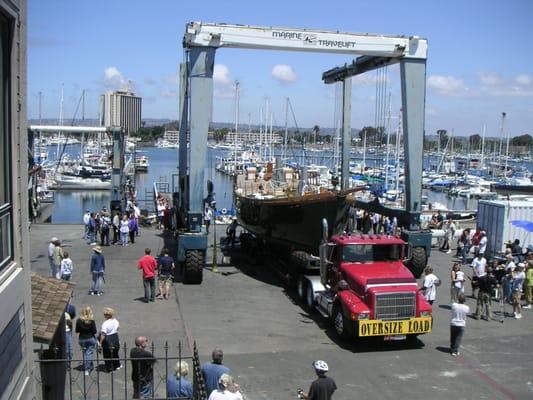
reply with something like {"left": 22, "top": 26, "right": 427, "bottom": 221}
{"left": 359, "top": 317, "right": 432, "bottom": 337}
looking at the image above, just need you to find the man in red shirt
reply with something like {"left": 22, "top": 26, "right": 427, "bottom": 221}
{"left": 138, "top": 248, "right": 157, "bottom": 302}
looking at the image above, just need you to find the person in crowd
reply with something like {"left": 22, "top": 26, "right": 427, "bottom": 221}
{"left": 450, "top": 293, "right": 469, "bottom": 356}
{"left": 131, "top": 336, "right": 155, "bottom": 399}
{"left": 208, "top": 373, "right": 243, "bottom": 400}
{"left": 120, "top": 214, "right": 130, "bottom": 246}
{"left": 439, "top": 220, "right": 452, "bottom": 253}
{"left": 458, "top": 228, "right": 471, "bottom": 264}
{"left": 470, "top": 228, "right": 482, "bottom": 255}
{"left": 473, "top": 267, "right": 498, "bottom": 320}
{"left": 478, "top": 231, "right": 488, "bottom": 257}
{"left": 133, "top": 202, "right": 141, "bottom": 236}
{"left": 299, "top": 360, "right": 337, "bottom": 400}
{"left": 421, "top": 266, "right": 440, "bottom": 305}
{"left": 60, "top": 251, "right": 73, "bottom": 281}
{"left": 371, "top": 213, "right": 380, "bottom": 234}
{"left": 138, "top": 248, "right": 157, "bottom": 303}
{"left": 202, "top": 348, "right": 230, "bottom": 396}
{"left": 470, "top": 253, "right": 487, "bottom": 298}
{"left": 75, "top": 306, "right": 97, "bottom": 375}
{"left": 503, "top": 253, "right": 517, "bottom": 303}
{"left": 204, "top": 207, "right": 213, "bottom": 235}
{"left": 523, "top": 260, "right": 533, "bottom": 309}
{"left": 129, "top": 213, "right": 138, "bottom": 244}
{"left": 89, "top": 246, "right": 105, "bottom": 296}
{"left": 87, "top": 212, "right": 97, "bottom": 245}
{"left": 48, "top": 237, "right": 58, "bottom": 278}
{"left": 450, "top": 263, "right": 464, "bottom": 303}
{"left": 52, "top": 238, "right": 64, "bottom": 279}
{"left": 511, "top": 264, "right": 525, "bottom": 319}
{"left": 99, "top": 307, "right": 121, "bottom": 372}
{"left": 112, "top": 211, "right": 121, "bottom": 245}
{"left": 100, "top": 213, "right": 111, "bottom": 246}
{"left": 157, "top": 200, "right": 165, "bottom": 229}
{"left": 436, "top": 210, "right": 444, "bottom": 228}
{"left": 167, "top": 360, "right": 193, "bottom": 399}
{"left": 510, "top": 239, "right": 522, "bottom": 257}
{"left": 157, "top": 248, "right": 175, "bottom": 300}
{"left": 361, "top": 212, "right": 372, "bottom": 234}
{"left": 65, "top": 301, "right": 76, "bottom": 361}
{"left": 226, "top": 218, "right": 238, "bottom": 247}
{"left": 83, "top": 209, "right": 91, "bottom": 240}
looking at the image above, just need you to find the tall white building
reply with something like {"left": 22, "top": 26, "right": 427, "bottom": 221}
{"left": 100, "top": 90, "right": 142, "bottom": 134}
{"left": 0, "top": 0, "right": 34, "bottom": 398}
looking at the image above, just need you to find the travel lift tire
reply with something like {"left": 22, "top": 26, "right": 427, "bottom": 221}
{"left": 409, "top": 246, "right": 427, "bottom": 278}
{"left": 183, "top": 250, "right": 203, "bottom": 284}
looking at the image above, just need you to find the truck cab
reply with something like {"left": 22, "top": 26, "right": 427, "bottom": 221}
{"left": 303, "top": 232, "right": 433, "bottom": 341}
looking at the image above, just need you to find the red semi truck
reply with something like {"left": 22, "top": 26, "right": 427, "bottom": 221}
{"left": 294, "top": 219, "right": 433, "bottom": 341}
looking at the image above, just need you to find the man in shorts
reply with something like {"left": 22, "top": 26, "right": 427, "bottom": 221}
{"left": 511, "top": 264, "right": 525, "bottom": 319}
{"left": 157, "top": 248, "right": 175, "bottom": 300}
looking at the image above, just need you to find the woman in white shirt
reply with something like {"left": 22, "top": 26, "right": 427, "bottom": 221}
{"left": 99, "top": 307, "right": 121, "bottom": 372}
{"left": 119, "top": 215, "right": 130, "bottom": 246}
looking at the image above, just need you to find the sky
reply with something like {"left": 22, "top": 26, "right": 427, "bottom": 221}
{"left": 28, "top": 0, "right": 533, "bottom": 137}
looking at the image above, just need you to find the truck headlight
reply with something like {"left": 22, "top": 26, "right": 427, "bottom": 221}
{"left": 420, "top": 311, "right": 431, "bottom": 317}
{"left": 357, "top": 312, "right": 370, "bottom": 320}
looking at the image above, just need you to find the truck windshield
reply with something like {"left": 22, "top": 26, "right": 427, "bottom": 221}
{"left": 341, "top": 244, "right": 402, "bottom": 263}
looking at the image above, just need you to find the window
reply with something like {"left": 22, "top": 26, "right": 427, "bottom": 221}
{"left": 0, "top": 13, "right": 13, "bottom": 271}
{"left": 342, "top": 244, "right": 402, "bottom": 263}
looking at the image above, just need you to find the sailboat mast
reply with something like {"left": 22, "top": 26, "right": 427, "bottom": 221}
{"left": 480, "top": 124, "right": 486, "bottom": 171}
{"left": 233, "top": 80, "right": 240, "bottom": 176}
{"left": 283, "top": 97, "right": 288, "bottom": 161}
{"left": 57, "top": 84, "right": 64, "bottom": 160}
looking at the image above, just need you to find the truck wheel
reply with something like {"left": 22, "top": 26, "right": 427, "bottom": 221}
{"left": 183, "top": 250, "right": 203, "bottom": 284}
{"left": 306, "top": 284, "right": 315, "bottom": 310}
{"left": 297, "top": 276, "right": 306, "bottom": 300}
{"left": 409, "top": 247, "right": 427, "bottom": 278}
{"left": 333, "top": 305, "right": 352, "bottom": 339}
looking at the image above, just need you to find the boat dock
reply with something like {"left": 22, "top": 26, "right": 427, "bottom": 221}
{"left": 29, "top": 223, "right": 533, "bottom": 399}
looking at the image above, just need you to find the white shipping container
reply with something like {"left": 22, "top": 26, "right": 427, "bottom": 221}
{"left": 477, "top": 200, "right": 533, "bottom": 257}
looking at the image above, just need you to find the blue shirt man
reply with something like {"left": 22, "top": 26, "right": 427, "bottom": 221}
{"left": 201, "top": 348, "right": 230, "bottom": 395}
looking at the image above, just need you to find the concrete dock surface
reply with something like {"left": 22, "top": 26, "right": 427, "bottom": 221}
{"left": 30, "top": 223, "right": 533, "bottom": 400}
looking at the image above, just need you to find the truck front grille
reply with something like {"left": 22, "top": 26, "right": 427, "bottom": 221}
{"left": 375, "top": 292, "right": 416, "bottom": 320}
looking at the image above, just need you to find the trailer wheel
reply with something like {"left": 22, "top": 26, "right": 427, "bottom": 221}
{"left": 291, "top": 251, "right": 310, "bottom": 271}
{"left": 183, "top": 250, "right": 203, "bottom": 284}
{"left": 333, "top": 305, "right": 352, "bottom": 339}
{"left": 409, "top": 246, "right": 427, "bottom": 278}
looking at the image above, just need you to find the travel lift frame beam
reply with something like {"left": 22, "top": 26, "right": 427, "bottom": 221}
{"left": 322, "top": 56, "right": 432, "bottom": 274}
{"left": 179, "top": 22, "right": 430, "bottom": 282}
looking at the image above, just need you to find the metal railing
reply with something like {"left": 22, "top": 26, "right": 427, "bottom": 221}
{"left": 34, "top": 341, "right": 207, "bottom": 400}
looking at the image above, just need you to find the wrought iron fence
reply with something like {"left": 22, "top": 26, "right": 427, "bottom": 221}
{"left": 34, "top": 341, "right": 207, "bottom": 400}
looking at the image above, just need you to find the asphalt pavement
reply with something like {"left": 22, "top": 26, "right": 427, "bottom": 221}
{"left": 30, "top": 223, "right": 533, "bottom": 400}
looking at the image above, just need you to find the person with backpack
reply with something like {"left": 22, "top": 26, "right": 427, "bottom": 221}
{"left": 100, "top": 215, "right": 111, "bottom": 246}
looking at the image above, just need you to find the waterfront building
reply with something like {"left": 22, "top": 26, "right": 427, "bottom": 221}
{"left": 0, "top": 0, "right": 35, "bottom": 398}
{"left": 100, "top": 90, "right": 142, "bottom": 134}
{"left": 224, "top": 131, "right": 283, "bottom": 145}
